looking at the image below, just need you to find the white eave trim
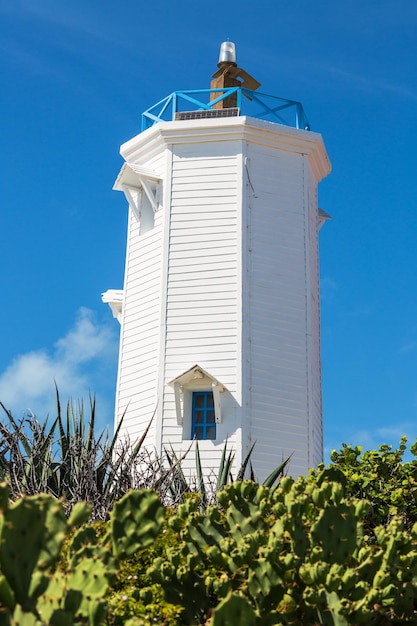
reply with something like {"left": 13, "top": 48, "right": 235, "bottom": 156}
{"left": 168, "top": 364, "right": 226, "bottom": 390}
{"left": 102, "top": 289, "right": 124, "bottom": 323}
{"left": 113, "top": 162, "right": 161, "bottom": 190}
{"left": 120, "top": 116, "right": 331, "bottom": 182}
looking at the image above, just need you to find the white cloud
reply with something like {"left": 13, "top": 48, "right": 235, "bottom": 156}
{"left": 0, "top": 308, "right": 118, "bottom": 431}
{"left": 55, "top": 307, "right": 114, "bottom": 365}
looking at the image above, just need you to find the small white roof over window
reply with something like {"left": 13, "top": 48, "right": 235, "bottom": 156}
{"left": 168, "top": 365, "right": 227, "bottom": 425}
{"left": 113, "top": 162, "right": 161, "bottom": 191}
{"left": 168, "top": 364, "right": 226, "bottom": 391}
{"left": 102, "top": 289, "right": 124, "bottom": 323}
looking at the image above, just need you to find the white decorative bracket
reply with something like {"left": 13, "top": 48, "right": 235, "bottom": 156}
{"left": 126, "top": 163, "right": 161, "bottom": 213}
{"left": 121, "top": 184, "right": 141, "bottom": 222}
{"left": 212, "top": 381, "right": 222, "bottom": 424}
{"left": 173, "top": 382, "right": 183, "bottom": 426}
{"left": 138, "top": 176, "right": 158, "bottom": 213}
{"left": 113, "top": 162, "right": 162, "bottom": 223}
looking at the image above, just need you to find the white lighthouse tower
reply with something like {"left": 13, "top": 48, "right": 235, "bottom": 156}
{"left": 103, "top": 43, "right": 331, "bottom": 480}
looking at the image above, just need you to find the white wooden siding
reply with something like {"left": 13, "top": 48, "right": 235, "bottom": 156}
{"left": 115, "top": 151, "right": 166, "bottom": 445}
{"left": 116, "top": 223, "right": 161, "bottom": 443}
{"left": 161, "top": 143, "right": 241, "bottom": 473}
{"left": 308, "top": 172, "right": 324, "bottom": 467}
{"left": 243, "top": 144, "right": 315, "bottom": 479}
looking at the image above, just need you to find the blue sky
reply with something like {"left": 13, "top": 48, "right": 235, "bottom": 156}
{"left": 1, "top": 0, "right": 417, "bottom": 458}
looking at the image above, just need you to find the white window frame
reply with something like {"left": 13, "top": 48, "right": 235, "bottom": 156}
{"left": 168, "top": 365, "right": 226, "bottom": 438}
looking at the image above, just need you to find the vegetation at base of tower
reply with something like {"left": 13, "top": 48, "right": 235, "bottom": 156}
{"left": 323, "top": 436, "right": 417, "bottom": 533}
{"left": 101, "top": 439, "right": 417, "bottom": 624}
{"left": 0, "top": 483, "right": 164, "bottom": 625}
{"left": 3, "top": 458, "right": 417, "bottom": 624}
{"left": 2, "top": 390, "right": 417, "bottom": 623}
{"left": 163, "top": 439, "right": 290, "bottom": 508}
{"left": 147, "top": 472, "right": 417, "bottom": 625}
{"left": 0, "top": 393, "right": 156, "bottom": 520}
{"left": 0, "top": 394, "right": 289, "bottom": 518}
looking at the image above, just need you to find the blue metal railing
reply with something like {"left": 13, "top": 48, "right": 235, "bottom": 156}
{"left": 141, "top": 88, "right": 310, "bottom": 132}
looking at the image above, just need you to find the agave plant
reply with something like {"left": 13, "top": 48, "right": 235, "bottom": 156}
{"left": 0, "top": 390, "right": 292, "bottom": 517}
{"left": 0, "top": 390, "right": 153, "bottom": 519}
{"left": 163, "top": 439, "right": 291, "bottom": 507}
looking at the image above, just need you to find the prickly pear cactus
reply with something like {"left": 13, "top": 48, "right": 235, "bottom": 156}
{"left": 149, "top": 472, "right": 417, "bottom": 625}
{"left": 37, "top": 557, "right": 108, "bottom": 625}
{"left": 111, "top": 489, "right": 164, "bottom": 559}
{"left": 0, "top": 488, "right": 164, "bottom": 625}
{"left": 211, "top": 592, "right": 256, "bottom": 626}
{"left": 0, "top": 493, "right": 67, "bottom": 610}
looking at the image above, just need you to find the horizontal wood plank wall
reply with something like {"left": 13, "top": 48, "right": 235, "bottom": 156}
{"left": 308, "top": 171, "right": 324, "bottom": 467}
{"left": 244, "top": 143, "right": 314, "bottom": 480}
{"left": 162, "top": 141, "right": 241, "bottom": 475}
{"left": 115, "top": 152, "right": 165, "bottom": 445}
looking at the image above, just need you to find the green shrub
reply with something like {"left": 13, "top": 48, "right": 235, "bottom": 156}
{"left": 106, "top": 510, "right": 183, "bottom": 625}
{"left": 2, "top": 461, "right": 417, "bottom": 625}
{"left": 149, "top": 470, "right": 417, "bottom": 625}
{"left": 3, "top": 414, "right": 417, "bottom": 625}
{"left": 324, "top": 437, "right": 417, "bottom": 532}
